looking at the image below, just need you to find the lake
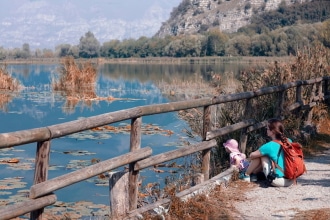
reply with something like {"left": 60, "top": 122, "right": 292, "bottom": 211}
{"left": 0, "top": 61, "right": 256, "bottom": 217}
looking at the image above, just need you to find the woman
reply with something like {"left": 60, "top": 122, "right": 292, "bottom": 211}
{"left": 244, "top": 118, "right": 294, "bottom": 187}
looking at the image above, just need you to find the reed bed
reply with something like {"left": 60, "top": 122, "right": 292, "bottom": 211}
{"left": 171, "top": 45, "right": 330, "bottom": 176}
{"left": 0, "top": 65, "right": 19, "bottom": 91}
{"left": 53, "top": 57, "right": 98, "bottom": 112}
{"left": 0, "top": 64, "right": 20, "bottom": 111}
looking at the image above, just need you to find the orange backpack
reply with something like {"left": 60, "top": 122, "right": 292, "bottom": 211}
{"left": 273, "top": 140, "right": 307, "bottom": 183}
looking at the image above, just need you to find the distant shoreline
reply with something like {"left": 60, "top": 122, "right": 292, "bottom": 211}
{"left": 0, "top": 56, "right": 294, "bottom": 65}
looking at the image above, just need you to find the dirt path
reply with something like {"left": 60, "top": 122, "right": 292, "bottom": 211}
{"left": 230, "top": 148, "right": 330, "bottom": 219}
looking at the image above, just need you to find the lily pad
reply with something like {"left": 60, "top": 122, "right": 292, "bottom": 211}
{"left": 0, "top": 177, "right": 27, "bottom": 190}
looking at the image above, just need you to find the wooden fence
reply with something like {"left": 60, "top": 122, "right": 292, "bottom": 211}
{"left": 0, "top": 76, "right": 328, "bottom": 220}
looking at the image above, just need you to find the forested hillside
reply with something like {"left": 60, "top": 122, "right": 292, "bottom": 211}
{"left": 1, "top": 0, "right": 329, "bottom": 59}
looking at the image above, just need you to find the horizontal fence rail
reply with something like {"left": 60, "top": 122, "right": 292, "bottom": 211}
{"left": 0, "top": 77, "right": 328, "bottom": 219}
{"left": 29, "top": 148, "right": 152, "bottom": 199}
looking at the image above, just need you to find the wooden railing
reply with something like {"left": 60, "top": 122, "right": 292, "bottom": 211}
{"left": 0, "top": 76, "right": 328, "bottom": 220}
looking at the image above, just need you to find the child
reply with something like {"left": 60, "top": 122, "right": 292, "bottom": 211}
{"left": 223, "top": 139, "right": 250, "bottom": 177}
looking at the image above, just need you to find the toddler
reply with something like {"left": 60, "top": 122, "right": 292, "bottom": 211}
{"left": 223, "top": 139, "right": 249, "bottom": 174}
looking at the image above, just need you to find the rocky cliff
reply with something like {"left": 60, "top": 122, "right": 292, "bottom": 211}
{"left": 156, "top": 0, "right": 310, "bottom": 37}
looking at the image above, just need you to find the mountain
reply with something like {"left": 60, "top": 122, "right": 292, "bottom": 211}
{"left": 0, "top": 0, "right": 181, "bottom": 49}
{"left": 156, "top": 0, "right": 311, "bottom": 37}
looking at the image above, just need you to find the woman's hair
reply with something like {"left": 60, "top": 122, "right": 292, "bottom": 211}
{"left": 267, "top": 118, "right": 289, "bottom": 144}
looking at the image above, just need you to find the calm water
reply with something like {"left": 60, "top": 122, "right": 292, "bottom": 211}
{"left": 0, "top": 62, "right": 255, "bottom": 209}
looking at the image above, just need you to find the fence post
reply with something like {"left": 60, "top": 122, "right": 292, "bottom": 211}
{"left": 276, "top": 89, "right": 285, "bottom": 118}
{"left": 240, "top": 98, "right": 251, "bottom": 154}
{"left": 129, "top": 117, "right": 141, "bottom": 211}
{"left": 323, "top": 78, "right": 330, "bottom": 105}
{"left": 202, "top": 105, "right": 211, "bottom": 180}
{"left": 109, "top": 171, "right": 129, "bottom": 219}
{"left": 317, "top": 81, "right": 324, "bottom": 101}
{"left": 305, "top": 83, "right": 318, "bottom": 126}
{"left": 30, "top": 140, "right": 51, "bottom": 220}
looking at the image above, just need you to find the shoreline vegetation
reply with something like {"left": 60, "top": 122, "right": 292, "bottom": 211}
{"left": 1, "top": 48, "right": 329, "bottom": 219}
{"left": 0, "top": 56, "right": 295, "bottom": 65}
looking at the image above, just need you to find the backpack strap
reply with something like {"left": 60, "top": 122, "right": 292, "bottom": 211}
{"left": 271, "top": 140, "right": 285, "bottom": 175}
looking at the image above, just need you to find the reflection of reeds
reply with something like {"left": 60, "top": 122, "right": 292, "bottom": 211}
{"left": 0, "top": 64, "right": 20, "bottom": 111}
{"left": 53, "top": 57, "right": 98, "bottom": 113}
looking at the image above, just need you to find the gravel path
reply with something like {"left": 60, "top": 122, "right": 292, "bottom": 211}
{"left": 233, "top": 149, "right": 330, "bottom": 219}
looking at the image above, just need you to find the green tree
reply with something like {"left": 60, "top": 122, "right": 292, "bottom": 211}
{"left": 78, "top": 31, "right": 100, "bottom": 58}
{"left": 118, "top": 38, "right": 135, "bottom": 58}
{"left": 228, "top": 35, "right": 251, "bottom": 56}
{"left": 35, "top": 48, "right": 42, "bottom": 58}
{"left": 22, "top": 43, "right": 31, "bottom": 59}
{"left": 205, "top": 29, "right": 228, "bottom": 56}
{"left": 285, "top": 27, "right": 303, "bottom": 55}
{"left": 250, "top": 34, "right": 272, "bottom": 56}
{"left": 270, "top": 32, "right": 288, "bottom": 56}
{"left": 55, "top": 44, "right": 72, "bottom": 57}
{"left": 320, "top": 19, "right": 330, "bottom": 48}
{"left": 42, "top": 48, "right": 54, "bottom": 58}
{"left": 68, "top": 45, "right": 79, "bottom": 58}
{"left": 164, "top": 35, "right": 204, "bottom": 57}
{"left": 148, "top": 36, "right": 173, "bottom": 57}
{"left": 134, "top": 36, "right": 149, "bottom": 57}
{"left": 0, "top": 47, "right": 6, "bottom": 60}
{"left": 100, "top": 39, "right": 121, "bottom": 58}
{"left": 12, "top": 48, "right": 23, "bottom": 59}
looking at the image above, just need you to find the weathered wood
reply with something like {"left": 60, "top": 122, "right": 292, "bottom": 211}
{"left": 275, "top": 90, "right": 285, "bottom": 118}
{"left": 134, "top": 140, "right": 216, "bottom": 171}
{"left": 30, "top": 147, "right": 152, "bottom": 199}
{"left": 192, "top": 173, "right": 204, "bottom": 186}
{"left": 246, "top": 120, "right": 268, "bottom": 133}
{"left": 301, "top": 102, "right": 317, "bottom": 110}
{"left": 206, "top": 119, "right": 256, "bottom": 140}
{"left": 109, "top": 171, "right": 129, "bottom": 219}
{"left": 129, "top": 117, "right": 141, "bottom": 211}
{"left": 0, "top": 127, "right": 50, "bottom": 149}
{"left": 30, "top": 140, "right": 51, "bottom": 220}
{"left": 140, "top": 98, "right": 212, "bottom": 115}
{"left": 125, "top": 167, "right": 234, "bottom": 219}
{"left": 323, "top": 78, "right": 329, "bottom": 97}
{"left": 240, "top": 99, "right": 252, "bottom": 154}
{"left": 287, "top": 102, "right": 302, "bottom": 111}
{"left": 317, "top": 81, "right": 324, "bottom": 101}
{"left": 296, "top": 85, "right": 302, "bottom": 103}
{"left": 0, "top": 194, "right": 56, "bottom": 220}
{"left": 48, "top": 108, "right": 143, "bottom": 138}
{"left": 202, "top": 105, "right": 211, "bottom": 180}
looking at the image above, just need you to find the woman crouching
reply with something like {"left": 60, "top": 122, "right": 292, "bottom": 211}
{"left": 244, "top": 118, "right": 294, "bottom": 187}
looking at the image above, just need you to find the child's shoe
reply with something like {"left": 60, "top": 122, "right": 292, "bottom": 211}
{"left": 239, "top": 172, "right": 250, "bottom": 182}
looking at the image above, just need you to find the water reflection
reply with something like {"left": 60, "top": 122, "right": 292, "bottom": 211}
{"left": 0, "top": 62, "right": 258, "bottom": 210}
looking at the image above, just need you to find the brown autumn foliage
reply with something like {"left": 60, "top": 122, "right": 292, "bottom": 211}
{"left": 52, "top": 57, "right": 98, "bottom": 112}
{"left": 0, "top": 64, "right": 20, "bottom": 111}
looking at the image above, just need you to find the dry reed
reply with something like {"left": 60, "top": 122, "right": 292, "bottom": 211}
{"left": 53, "top": 57, "right": 98, "bottom": 112}
{"left": 0, "top": 64, "right": 20, "bottom": 111}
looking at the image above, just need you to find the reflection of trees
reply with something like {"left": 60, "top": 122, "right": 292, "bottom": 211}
{"left": 98, "top": 63, "right": 255, "bottom": 84}
{"left": 0, "top": 65, "right": 20, "bottom": 111}
{"left": 98, "top": 63, "right": 253, "bottom": 102}
{"left": 53, "top": 57, "right": 98, "bottom": 113}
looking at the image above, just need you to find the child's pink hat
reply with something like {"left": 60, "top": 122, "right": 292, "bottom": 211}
{"left": 223, "top": 139, "right": 239, "bottom": 153}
